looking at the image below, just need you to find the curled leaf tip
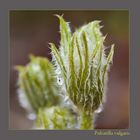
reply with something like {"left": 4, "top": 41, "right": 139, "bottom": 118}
{"left": 55, "top": 14, "right": 64, "bottom": 19}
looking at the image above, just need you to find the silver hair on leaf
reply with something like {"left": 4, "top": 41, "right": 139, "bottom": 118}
{"left": 50, "top": 15, "right": 114, "bottom": 129}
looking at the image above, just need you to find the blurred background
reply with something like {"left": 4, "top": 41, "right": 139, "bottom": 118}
{"left": 10, "top": 10, "right": 129, "bottom": 129}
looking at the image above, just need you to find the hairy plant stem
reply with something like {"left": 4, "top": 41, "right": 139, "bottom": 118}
{"left": 80, "top": 111, "right": 94, "bottom": 130}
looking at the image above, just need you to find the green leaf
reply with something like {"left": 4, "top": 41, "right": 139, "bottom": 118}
{"left": 56, "top": 15, "right": 71, "bottom": 55}
{"left": 50, "top": 43, "right": 67, "bottom": 82}
{"left": 102, "top": 44, "right": 114, "bottom": 84}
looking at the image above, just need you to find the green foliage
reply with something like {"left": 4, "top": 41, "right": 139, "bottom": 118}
{"left": 36, "top": 107, "right": 77, "bottom": 129}
{"left": 16, "top": 15, "right": 114, "bottom": 130}
{"left": 16, "top": 55, "right": 61, "bottom": 113}
{"left": 50, "top": 15, "right": 114, "bottom": 115}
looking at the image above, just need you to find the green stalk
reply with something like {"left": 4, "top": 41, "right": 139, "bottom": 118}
{"left": 80, "top": 111, "right": 94, "bottom": 130}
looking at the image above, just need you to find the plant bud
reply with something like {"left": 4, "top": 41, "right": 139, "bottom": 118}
{"left": 50, "top": 15, "right": 114, "bottom": 115}
{"left": 16, "top": 55, "right": 61, "bottom": 113}
{"left": 36, "top": 107, "right": 77, "bottom": 129}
